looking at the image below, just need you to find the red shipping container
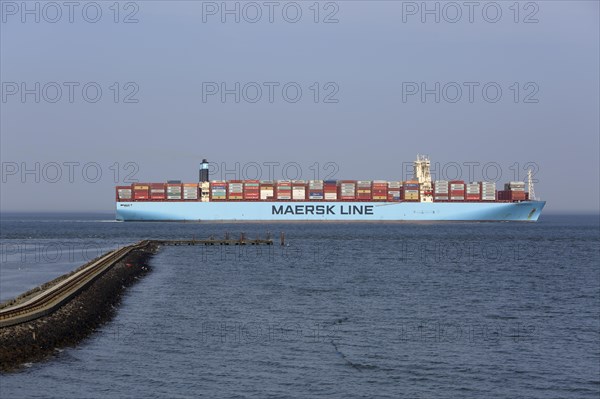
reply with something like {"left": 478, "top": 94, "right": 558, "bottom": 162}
{"left": 133, "top": 191, "right": 149, "bottom": 200}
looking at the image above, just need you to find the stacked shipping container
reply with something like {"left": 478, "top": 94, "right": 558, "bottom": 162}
{"left": 228, "top": 180, "right": 244, "bottom": 200}
{"left": 150, "top": 183, "right": 165, "bottom": 200}
{"left": 260, "top": 181, "right": 274, "bottom": 200}
{"left": 372, "top": 180, "right": 387, "bottom": 201}
{"left": 356, "top": 181, "right": 372, "bottom": 201}
{"left": 401, "top": 181, "right": 419, "bottom": 201}
{"left": 133, "top": 184, "right": 149, "bottom": 200}
{"left": 244, "top": 180, "right": 260, "bottom": 200}
{"left": 117, "top": 186, "right": 132, "bottom": 200}
{"left": 276, "top": 181, "right": 291, "bottom": 200}
{"left": 449, "top": 181, "right": 465, "bottom": 201}
{"left": 292, "top": 180, "right": 307, "bottom": 200}
{"left": 182, "top": 183, "right": 198, "bottom": 200}
{"left": 324, "top": 180, "right": 337, "bottom": 200}
{"left": 465, "top": 182, "right": 481, "bottom": 201}
{"left": 481, "top": 182, "right": 496, "bottom": 201}
{"left": 210, "top": 181, "right": 226, "bottom": 201}
{"left": 499, "top": 181, "right": 526, "bottom": 201}
{"left": 339, "top": 181, "right": 356, "bottom": 200}
{"left": 117, "top": 179, "right": 528, "bottom": 203}
{"left": 166, "top": 183, "right": 182, "bottom": 200}
{"left": 387, "top": 181, "right": 401, "bottom": 201}
{"left": 309, "top": 180, "right": 324, "bottom": 200}
{"left": 433, "top": 180, "right": 449, "bottom": 201}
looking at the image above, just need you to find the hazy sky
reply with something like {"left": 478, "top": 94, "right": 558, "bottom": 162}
{"left": 1, "top": 1, "right": 598, "bottom": 213}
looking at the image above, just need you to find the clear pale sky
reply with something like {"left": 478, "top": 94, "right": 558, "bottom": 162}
{"left": 1, "top": 1, "right": 598, "bottom": 213}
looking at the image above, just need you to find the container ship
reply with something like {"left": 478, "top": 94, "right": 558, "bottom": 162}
{"left": 115, "top": 156, "right": 545, "bottom": 222}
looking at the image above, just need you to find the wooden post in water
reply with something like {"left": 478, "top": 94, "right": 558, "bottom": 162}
{"left": 280, "top": 232, "right": 285, "bottom": 246}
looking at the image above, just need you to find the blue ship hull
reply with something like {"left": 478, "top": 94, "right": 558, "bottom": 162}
{"left": 116, "top": 201, "right": 545, "bottom": 222}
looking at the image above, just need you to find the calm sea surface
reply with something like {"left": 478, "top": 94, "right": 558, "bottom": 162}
{"left": 1, "top": 213, "right": 599, "bottom": 398}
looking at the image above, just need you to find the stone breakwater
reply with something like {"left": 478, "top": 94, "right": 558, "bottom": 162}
{"left": 0, "top": 244, "right": 158, "bottom": 372}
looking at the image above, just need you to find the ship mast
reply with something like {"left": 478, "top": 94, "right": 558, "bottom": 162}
{"left": 414, "top": 154, "right": 433, "bottom": 203}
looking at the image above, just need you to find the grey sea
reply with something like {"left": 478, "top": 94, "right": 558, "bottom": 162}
{"left": 0, "top": 213, "right": 599, "bottom": 398}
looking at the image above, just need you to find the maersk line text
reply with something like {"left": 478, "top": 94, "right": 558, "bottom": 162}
{"left": 272, "top": 205, "right": 374, "bottom": 215}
